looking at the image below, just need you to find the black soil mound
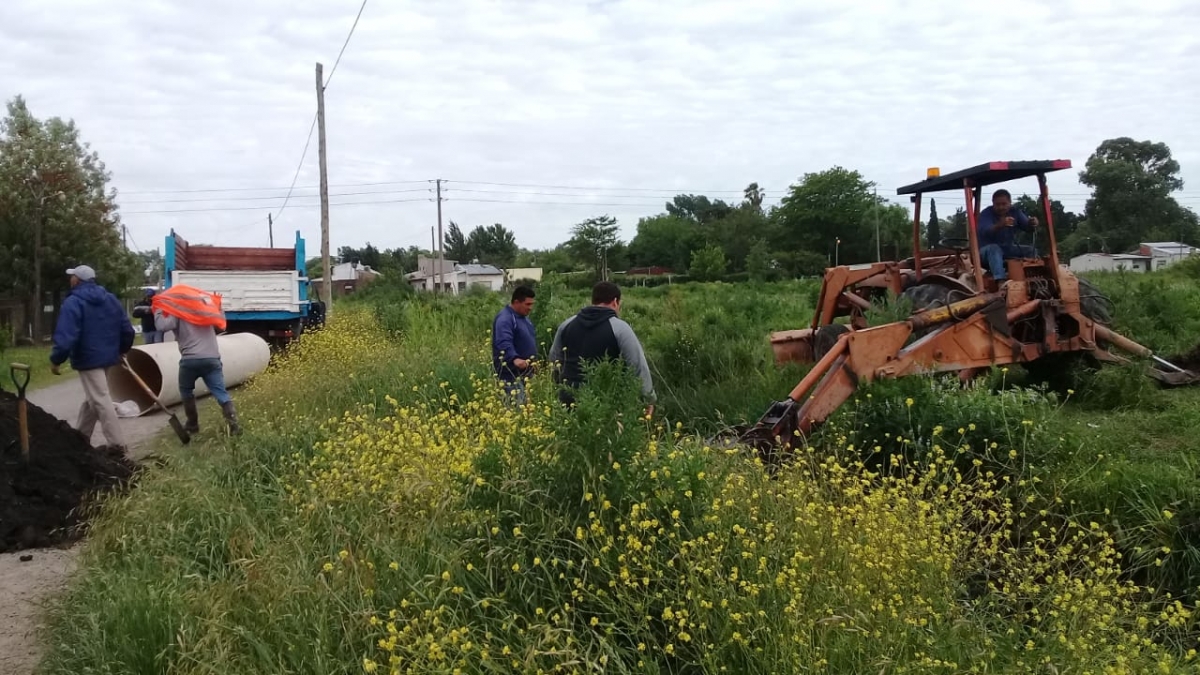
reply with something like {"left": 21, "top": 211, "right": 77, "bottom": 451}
{"left": 1, "top": 390, "right": 137, "bottom": 553}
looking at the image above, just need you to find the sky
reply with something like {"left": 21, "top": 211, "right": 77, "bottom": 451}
{"left": 2, "top": 0, "right": 1199, "bottom": 258}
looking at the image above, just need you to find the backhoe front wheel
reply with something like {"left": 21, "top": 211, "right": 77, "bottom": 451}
{"left": 812, "top": 323, "right": 850, "bottom": 361}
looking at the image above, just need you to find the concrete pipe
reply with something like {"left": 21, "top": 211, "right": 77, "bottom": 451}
{"left": 107, "top": 333, "right": 272, "bottom": 415}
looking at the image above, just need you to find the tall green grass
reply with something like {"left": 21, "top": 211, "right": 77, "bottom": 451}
{"left": 37, "top": 276, "right": 1200, "bottom": 673}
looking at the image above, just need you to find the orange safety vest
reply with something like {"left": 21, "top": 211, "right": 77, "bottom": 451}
{"left": 151, "top": 285, "right": 227, "bottom": 331}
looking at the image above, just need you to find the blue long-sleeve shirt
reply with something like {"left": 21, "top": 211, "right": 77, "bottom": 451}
{"left": 977, "top": 206, "right": 1032, "bottom": 248}
{"left": 492, "top": 305, "right": 537, "bottom": 382}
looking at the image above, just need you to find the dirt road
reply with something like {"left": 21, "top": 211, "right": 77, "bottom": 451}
{"left": 0, "top": 376, "right": 175, "bottom": 675}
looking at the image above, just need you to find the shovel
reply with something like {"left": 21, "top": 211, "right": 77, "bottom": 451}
{"left": 10, "top": 363, "right": 30, "bottom": 461}
{"left": 120, "top": 356, "right": 191, "bottom": 445}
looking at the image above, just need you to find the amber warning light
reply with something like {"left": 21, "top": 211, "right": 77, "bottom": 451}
{"left": 926, "top": 167, "right": 941, "bottom": 178}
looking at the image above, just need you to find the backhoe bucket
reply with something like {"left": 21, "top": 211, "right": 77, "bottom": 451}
{"left": 1151, "top": 350, "right": 1200, "bottom": 387}
{"left": 769, "top": 329, "right": 815, "bottom": 366}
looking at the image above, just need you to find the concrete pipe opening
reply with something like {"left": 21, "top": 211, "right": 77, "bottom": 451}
{"left": 107, "top": 333, "right": 272, "bottom": 416}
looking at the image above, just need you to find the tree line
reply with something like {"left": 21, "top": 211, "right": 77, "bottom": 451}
{"left": 4, "top": 90, "right": 1197, "bottom": 343}
{"left": 338, "top": 137, "right": 1198, "bottom": 284}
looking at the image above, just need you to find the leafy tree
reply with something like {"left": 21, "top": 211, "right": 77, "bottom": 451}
{"left": 1079, "top": 137, "right": 1199, "bottom": 251}
{"left": 1015, "top": 194, "right": 1081, "bottom": 241}
{"left": 443, "top": 221, "right": 472, "bottom": 262}
{"left": 743, "top": 182, "right": 765, "bottom": 213}
{"left": 338, "top": 242, "right": 382, "bottom": 269}
{"left": 136, "top": 248, "right": 163, "bottom": 285}
{"left": 627, "top": 215, "right": 697, "bottom": 271}
{"left": 688, "top": 243, "right": 727, "bottom": 281}
{"left": 566, "top": 215, "right": 621, "bottom": 280}
{"left": 466, "top": 223, "right": 518, "bottom": 267}
{"left": 773, "top": 167, "right": 880, "bottom": 265}
{"left": 876, "top": 204, "right": 914, "bottom": 260}
{"left": 944, "top": 207, "right": 968, "bottom": 240}
{"left": 775, "top": 250, "right": 829, "bottom": 278}
{"left": 665, "top": 194, "right": 734, "bottom": 224}
{"left": 708, "top": 206, "right": 772, "bottom": 273}
{"left": 0, "top": 95, "right": 138, "bottom": 338}
{"left": 927, "top": 198, "right": 941, "bottom": 249}
{"left": 745, "top": 238, "right": 772, "bottom": 282}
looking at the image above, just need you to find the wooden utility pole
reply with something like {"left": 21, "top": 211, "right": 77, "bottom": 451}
{"left": 268, "top": 213, "right": 274, "bottom": 248}
{"left": 874, "top": 187, "right": 881, "bottom": 262}
{"left": 436, "top": 178, "right": 445, "bottom": 293}
{"left": 316, "top": 62, "right": 332, "bottom": 311}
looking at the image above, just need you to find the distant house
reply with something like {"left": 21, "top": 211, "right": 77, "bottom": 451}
{"left": 1069, "top": 241, "right": 1197, "bottom": 274}
{"left": 504, "top": 267, "right": 544, "bottom": 285}
{"left": 626, "top": 266, "right": 675, "bottom": 276}
{"left": 405, "top": 256, "right": 505, "bottom": 294}
{"left": 311, "top": 260, "right": 382, "bottom": 298}
{"left": 1069, "top": 253, "right": 1152, "bottom": 273}
{"left": 1138, "top": 242, "right": 1198, "bottom": 270}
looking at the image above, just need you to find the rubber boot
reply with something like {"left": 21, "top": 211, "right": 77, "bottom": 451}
{"left": 182, "top": 397, "right": 200, "bottom": 434}
{"left": 220, "top": 400, "right": 242, "bottom": 436}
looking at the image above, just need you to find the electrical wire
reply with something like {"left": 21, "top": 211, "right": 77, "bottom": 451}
{"left": 322, "top": 0, "right": 369, "bottom": 91}
{"left": 123, "top": 196, "right": 430, "bottom": 215}
{"left": 272, "top": 113, "right": 318, "bottom": 224}
{"left": 121, "top": 179, "right": 429, "bottom": 196}
{"left": 445, "top": 179, "right": 750, "bottom": 193}
{"left": 123, "top": 187, "right": 430, "bottom": 205}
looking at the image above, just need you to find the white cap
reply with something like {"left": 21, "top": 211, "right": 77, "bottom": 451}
{"left": 66, "top": 265, "right": 96, "bottom": 281}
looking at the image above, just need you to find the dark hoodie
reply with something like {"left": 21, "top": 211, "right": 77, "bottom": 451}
{"left": 132, "top": 290, "right": 157, "bottom": 332}
{"left": 50, "top": 280, "right": 135, "bottom": 371}
{"left": 549, "top": 305, "right": 656, "bottom": 403}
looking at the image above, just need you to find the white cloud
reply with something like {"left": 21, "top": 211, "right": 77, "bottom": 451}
{"left": 2, "top": 0, "right": 1198, "bottom": 256}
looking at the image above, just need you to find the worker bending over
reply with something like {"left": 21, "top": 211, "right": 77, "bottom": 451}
{"left": 977, "top": 189, "right": 1040, "bottom": 283}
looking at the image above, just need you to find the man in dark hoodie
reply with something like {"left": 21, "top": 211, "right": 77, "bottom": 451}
{"left": 132, "top": 288, "right": 162, "bottom": 344}
{"left": 49, "top": 264, "right": 135, "bottom": 450}
{"left": 549, "top": 281, "right": 656, "bottom": 415}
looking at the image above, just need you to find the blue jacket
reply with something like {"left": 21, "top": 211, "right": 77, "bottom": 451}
{"left": 492, "top": 304, "right": 537, "bottom": 382}
{"left": 50, "top": 281, "right": 135, "bottom": 371}
{"left": 977, "top": 206, "right": 1032, "bottom": 248}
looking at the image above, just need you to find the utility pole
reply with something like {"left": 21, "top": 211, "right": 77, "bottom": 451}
{"left": 436, "top": 178, "right": 445, "bottom": 293}
{"left": 316, "top": 62, "right": 332, "bottom": 311}
{"left": 122, "top": 224, "right": 128, "bottom": 250}
{"left": 874, "top": 187, "right": 881, "bottom": 262}
{"left": 268, "top": 213, "right": 274, "bottom": 248}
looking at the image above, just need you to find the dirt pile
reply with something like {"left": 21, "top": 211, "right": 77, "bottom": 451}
{"left": 0, "top": 390, "right": 136, "bottom": 553}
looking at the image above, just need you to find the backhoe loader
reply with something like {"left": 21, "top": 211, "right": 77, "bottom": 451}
{"left": 740, "top": 160, "right": 1200, "bottom": 455}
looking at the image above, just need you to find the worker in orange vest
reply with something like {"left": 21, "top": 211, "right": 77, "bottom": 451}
{"left": 153, "top": 287, "right": 241, "bottom": 436}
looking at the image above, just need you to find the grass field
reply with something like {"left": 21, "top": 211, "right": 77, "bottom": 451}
{"left": 0, "top": 345, "right": 77, "bottom": 392}
{"left": 34, "top": 270, "right": 1200, "bottom": 674}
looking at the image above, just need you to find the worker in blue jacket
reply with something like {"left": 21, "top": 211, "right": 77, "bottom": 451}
{"left": 491, "top": 285, "right": 538, "bottom": 405}
{"left": 49, "top": 265, "right": 135, "bottom": 450}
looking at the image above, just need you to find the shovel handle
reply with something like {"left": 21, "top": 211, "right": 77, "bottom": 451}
{"left": 9, "top": 362, "right": 30, "bottom": 396}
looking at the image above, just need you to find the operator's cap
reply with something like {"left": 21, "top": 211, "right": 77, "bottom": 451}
{"left": 66, "top": 265, "right": 96, "bottom": 281}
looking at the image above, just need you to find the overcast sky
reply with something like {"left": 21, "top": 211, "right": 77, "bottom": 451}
{"left": 3, "top": 0, "right": 1199, "bottom": 257}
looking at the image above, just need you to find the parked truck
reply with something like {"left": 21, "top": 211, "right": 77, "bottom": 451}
{"left": 163, "top": 228, "right": 311, "bottom": 348}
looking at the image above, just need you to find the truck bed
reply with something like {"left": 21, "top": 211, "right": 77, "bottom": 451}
{"left": 170, "top": 269, "right": 304, "bottom": 315}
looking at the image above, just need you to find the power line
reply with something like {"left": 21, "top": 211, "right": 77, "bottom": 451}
{"left": 121, "top": 179, "right": 429, "bottom": 196}
{"left": 445, "top": 179, "right": 750, "bottom": 193}
{"left": 123, "top": 187, "right": 430, "bottom": 205}
{"left": 443, "top": 187, "right": 712, "bottom": 200}
{"left": 272, "top": 112, "right": 319, "bottom": 224}
{"left": 447, "top": 197, "right": 673, "bottom": 207}
{"left": 123, "top": 196, "right": 430, "bottom": 215}
{"left": 322, "top": 0, "right": 369, "bottom": 91}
